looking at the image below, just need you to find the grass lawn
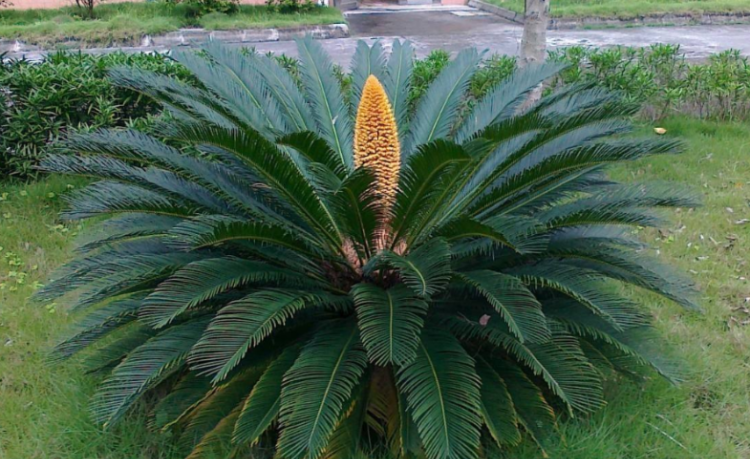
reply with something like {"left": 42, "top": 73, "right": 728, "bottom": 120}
{"left": 0, "top": 2, "right": 344, "bottom": 46}
{"left": 1, "top": 116, "right": 749, "bottom": 457}
{"left": 489, "top": 0, "right": 750, "bottom": 19}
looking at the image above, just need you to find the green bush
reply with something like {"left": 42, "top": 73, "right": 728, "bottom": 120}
{"left": 265, "top": 0, "right": 316, "bottom": 14}
{"left": 0, "top": 51, "right": 191, "bottom": 180}
{"left": 164, "top": 0, "right": 240, "bottom": 16}
{"left": 549, "top": 44, "right": 750, "bottom": 121}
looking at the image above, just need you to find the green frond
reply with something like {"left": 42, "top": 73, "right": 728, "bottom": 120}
{"left": 189, "top": 290, "right": 345, "bottom": 382}
{"left": 523, "top": 328, "right": 605, "bottom": 414}
{"left": 153, "top": 373, "right": 213, "bottom": 430}
{"left": 404, "top": 48, "right": 482, "bottom": 155}
{"left": 278, "top": 320, "right": 368, "bottom": 459}
{"left": 547, "top": 240, "right": 698, "bottom": 309}
{"left": 383, "top": 40, "right": 415, "bottom": 134}
{"left": 62, "top": 181, "right": 199, "bottom": 220}
{"left": 445, "top": 314, "right": 602, "bottom": 414}
{"left": 62, "top": 129, "right": 289, "bottom": 221}
{"left": 435, "top": 214, "right": 548, "bottom": 255}
{"left": 546, "top": 300, "right": 682, "bottom": 383}
{"left": 73, "top": 253, "right": 205, "bottom": 312}
{"left": 140, "top": 257, "right": 320, "bottom": 328}
{"left": 36, "top": 242, "right": 196, "bottom": 303}
{"left": 168, "top": 215, "right": 322, "bottom": 257}
{"left": 52, "top": 295, "right": 145, "bottom": 361}
{"left": 454, "top": 61, "right": 565, "bottom": 143}
{"left": 185, "top": 403, "right": 241, "bottom": 459}
{"left": 109, "top": 66, "right": 241, "bottom": 129}
{"left": 179, "top": 368, "right": 261, "bottom": 450}
{"left": 162, "top": 120, "right": 343, "bottom": 249}
{"left": 74, "top": 213, "right": 184, "bottom": 253}
{"left": 511, "top": 263, "right": 650, "bottom": 330}
{"left": 42, "top": 154, "right": 238, "bottom": 215}
{"left": 396, "top": 329, "right": 482, "bottom": 459}
{"left": 184, "top": 43, "right": 288, "bottom": 134}
{"left": 80, "top": 324, "right": 155, "bottom": 374}
{"left": 172, "top": 49, "right": 281, "bottom": 135}
{"left": 296, "top": 36, "right": 354, "bottom": 169}
{"left": 352, "top": 284, "right": 428, "bottom": 366}
{"left": 248, "top": 52, "right": 315, "bottom": 132}
{"left": 379, "top": 238, "right": 452, "bottom": 298}
{"left": 91, "top": 319, "right": 209, "bottom": 427}
{"left": 455, "top": 270, "right": 549, "bottom": 343}
{"left": 322, "top": 376, "right": 371, "bottom": 459}
{"left": 233, "top": 345, "right": 301, "bottom": 447}
{"left": 351, "top": 40, "right": 388, "bottom": 105}
{"left": 474, "top": 356, "right": 522, "bottom": 448}
{"left": 482, "top": 357, "right": 556, "bottom": 449}
{"left": 278, "top": 131, "right": 349, "bottom": 183}
{"left": 390, "top": 140, "right": 471, "bottom": 247}
{"left": 329, "top": 168, "right": 379, "bottom": 259}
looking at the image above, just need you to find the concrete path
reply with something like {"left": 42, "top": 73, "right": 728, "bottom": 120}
{"left": 7, "top": 5, "right": 750, "bottom": 64}
{"left": 250, "top": 7, "right": 750, "bottom": 64}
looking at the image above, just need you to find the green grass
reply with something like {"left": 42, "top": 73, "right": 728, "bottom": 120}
{"left": 0, "top": 2, "right": 344, "bottom": 46}
{"left": 488, "top": 0, "right": 750, "bottom": 19}
{"left": 1, "top": 117, "right": 750, "bottom": 458}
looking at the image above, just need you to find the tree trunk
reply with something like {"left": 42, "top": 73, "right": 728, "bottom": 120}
{"left": 520, "top": 0, "right": 549, "bottom": 66}
{"left": 520, "top": 0, "right": 549, "bottom": 105}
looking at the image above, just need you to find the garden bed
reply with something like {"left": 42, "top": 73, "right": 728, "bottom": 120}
{"left": 0, "top": 2, "right": 345, "bottom": 47}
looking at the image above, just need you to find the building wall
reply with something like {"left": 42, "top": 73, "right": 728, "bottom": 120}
{"left": 10, "top": 0, "right": 265, "bottom": 10}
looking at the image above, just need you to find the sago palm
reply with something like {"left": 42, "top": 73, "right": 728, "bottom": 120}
{"left": 40, "top": 38, "right": 698, "bottom": 459}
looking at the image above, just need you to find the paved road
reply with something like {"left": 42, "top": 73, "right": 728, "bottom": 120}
{"left": 8, "top": 6, "right": 750, "bottom": 64}
{"left": 250, "top": 7, "right": 750, "bottom": 65}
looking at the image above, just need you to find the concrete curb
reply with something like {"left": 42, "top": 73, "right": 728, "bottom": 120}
{"left": 346, "top": 5, "right": 476, "bottom": 15}
{"left": 0, "top": 23, "right": 349, "bottom": 56}
{"left": 467, "top": 0, "right": 750, "bottom": 29}
{"left": 548, "top": 12, "right": 750, "bottom": 30}
{"left": 467, "top": 0, "right": 523, "bottom": 24}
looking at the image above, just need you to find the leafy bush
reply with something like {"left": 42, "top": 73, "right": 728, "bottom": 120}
{"left": 409, "top": 49, "right": 451, "bottom": 109}
{"left": 549, "top": 44, "right": 750, "bottom": 121}
{"left": 0, "top": 51, "right": 192, "bottom": 180}
{"left": 164, "top": 0, "right": 240, "bottom": 16}
{"left": 43, "top": 40, "right": 696, "bottom": 459}
{"left": 469, "top": 53, "right": 517, "bottom": 100}
{"left": 265, "top": 0, "right": 316, "bottom": 14}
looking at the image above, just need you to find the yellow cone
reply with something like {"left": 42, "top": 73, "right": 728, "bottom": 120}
{"left": 354, "top": 75, "right": 401, "bottom": 215}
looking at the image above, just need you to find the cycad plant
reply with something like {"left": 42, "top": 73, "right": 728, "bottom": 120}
{"left": 41, "top": 38, "right": 698, "bottom": 459}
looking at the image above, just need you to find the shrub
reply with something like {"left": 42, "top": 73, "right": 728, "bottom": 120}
{"left": 0, "top": 51, "right": 191, "bottom": 180}
{"left": 43, "top": 40, "right": 696, "bottom": 459}
{"left": 409, "top": 49, "right": 451, "bottom": 109}
{"left": 549, "top": 44, "right": 750, "bottom": 121}
{"left": 266, "top": 0, "right": 316, "bottom": 14}
{"left": 164, "top": 0, "right": 241, "bottom": 15}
